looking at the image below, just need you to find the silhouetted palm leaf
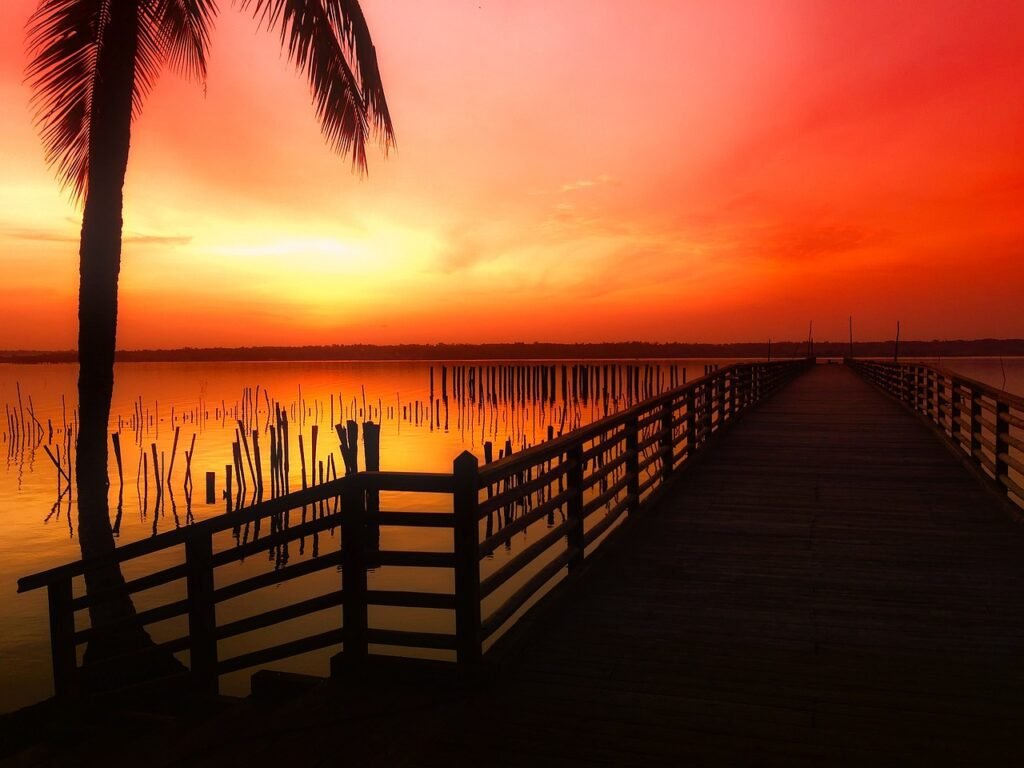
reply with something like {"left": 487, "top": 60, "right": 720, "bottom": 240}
{"left": 28, "top": 0, "right": 392, "bottom": 199}
{"left": 26, "top": 0, "right": 105, "bottom": 199}
{"left": 239, "top": 0, "right": 394, "bottom": 171}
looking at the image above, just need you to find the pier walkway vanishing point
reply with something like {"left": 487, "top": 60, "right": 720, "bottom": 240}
{"left": 11, "top": 361, "right": 1024, "bottom": 766}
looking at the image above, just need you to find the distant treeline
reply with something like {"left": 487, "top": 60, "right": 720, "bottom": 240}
{"left": 1, "top": 339, "right": 1023, "bottom": 363}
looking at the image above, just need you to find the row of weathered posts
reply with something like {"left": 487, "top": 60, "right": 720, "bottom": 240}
{"left": 847, "top": 359, "right": 1024, "bottom": 508}
{"left": 18, "top": 360, "right": 811, "bottom": 700}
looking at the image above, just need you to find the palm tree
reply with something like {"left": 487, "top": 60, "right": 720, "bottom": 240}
{"left": 27, "top": 0, "right": 393, "bottom": 672}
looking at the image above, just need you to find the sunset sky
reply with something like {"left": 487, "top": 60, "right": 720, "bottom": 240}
{"left": 0, "top": 0, "right": 1022, "bottom": 349}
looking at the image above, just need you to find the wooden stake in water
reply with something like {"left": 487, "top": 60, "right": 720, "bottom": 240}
{"left": 111, "top": 432, "right": 123, "bottom": 490}
{"left": 167, "top": 426, "right": 180, "bottom": 484}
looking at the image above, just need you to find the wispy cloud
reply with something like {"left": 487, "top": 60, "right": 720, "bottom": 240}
{"left": 1, "top": 225, "right": 191, "bottom": 247}
{"left": 433, "top": 230, "right": 487, "bottom": 274}
{"left": 560, "top": 174, "right": 615, "bottom": 193}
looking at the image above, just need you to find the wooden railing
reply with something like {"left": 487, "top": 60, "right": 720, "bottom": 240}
{"left": 847, "top": 359, "right": 1024, "bottom": 509}
{"left": 468, "top": 359, "right": 810, "bottom": 649}
{"left": 18, "top": 359, "right": 810, "bottom": 700}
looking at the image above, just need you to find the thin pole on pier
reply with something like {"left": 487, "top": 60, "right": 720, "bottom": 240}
{"left": 894, "top": 321, "right": 901, "bottom": 362}
{"left": 849, "top": 316, "right": 854, "bottom": 358}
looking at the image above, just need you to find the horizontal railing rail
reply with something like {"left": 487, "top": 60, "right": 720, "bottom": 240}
{"left": 846, "top": 358, "right": 1024, "bottom": 509}
{"left": 19, "top": 358, "right": 812, "bottom": 701}
{"left": 468, "top": 359, "right": 811, "bottom": 648}
{"left": 18, "top": 471, "right": 461, "bottom": 699}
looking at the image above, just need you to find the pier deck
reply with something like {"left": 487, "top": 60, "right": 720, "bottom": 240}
{"left": 12, "top": 364, "right": 1024, "bottom": 766}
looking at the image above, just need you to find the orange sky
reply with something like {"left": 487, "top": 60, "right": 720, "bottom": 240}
{"left": 1, "top": 0, "right": 1022, "bottom": 349}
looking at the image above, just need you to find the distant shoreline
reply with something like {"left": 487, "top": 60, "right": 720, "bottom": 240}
{"left": 1, "top": 339, "right": 1022, "bottom": 364}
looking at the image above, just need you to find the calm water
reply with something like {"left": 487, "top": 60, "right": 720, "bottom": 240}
{"left": 1, "top": 356, "right": 1020, "bottom": 713}
{"left": 0, "top": 357, "right": 729, "bottom": 712}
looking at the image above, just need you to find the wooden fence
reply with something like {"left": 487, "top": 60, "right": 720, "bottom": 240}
{"left": 847, "top": 358, "right": 1024, "bottom": 509}
{"left": 18, "top": 359, "right": 810, "bottom": 700}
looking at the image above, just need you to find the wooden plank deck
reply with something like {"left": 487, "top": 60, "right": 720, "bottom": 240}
{"left": 22, "top": 363, "right": 1024, "bottom": 767}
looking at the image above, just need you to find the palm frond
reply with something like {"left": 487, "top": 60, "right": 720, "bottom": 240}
{"left": 151, "top": 0, "right": 217, "bottom": 84}
{"left": 26, "top": 0, "right": 109, "bottom": 200}
{"left": 28, "top": 0, "right": 217, "bottom": 200}
{"left": 136, "top": 1, "right": 218, "bottom": 118}
{"left": 240, "top": 0, "right": 394, "bottom": 172}
{"left": 323, "top": 0, "right": 394, "bottom": 147}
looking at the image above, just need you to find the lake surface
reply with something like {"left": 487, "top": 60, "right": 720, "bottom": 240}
{"left": 0, "top": 356, "right": 1021, "bottom": 712}
{"left": 0, "top": 357, "right": 730, "bottom": 711}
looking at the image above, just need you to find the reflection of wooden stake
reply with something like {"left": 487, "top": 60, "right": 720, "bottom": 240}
{"left": 311, "top": 425, "right": 319, "bottom": 487}
{"left": 151, "top": 444, "right": 161, "bottom": 502}
{"left": 206, "top": 471, "right": 215, "bottom": 503}
{"left": 184, "top": 433, "right": 196, "bottom": 492}
{"left": 237, "top": 421, "right": 256, "bottom": 487}
{"left": 252, "top": 430, "right": 264, "bottom": 495}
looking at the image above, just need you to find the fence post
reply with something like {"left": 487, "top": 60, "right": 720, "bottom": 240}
{"left": 341, "top": 477, "right": 368, "bottom": 662}
{"left": 705, "top": 381, "right": 715, "bottom": 439}
{"left": 185, "top": 530, "right": 218, "bottom": 695}
{"left": 47, "top": 579, "right": 77, "bottom": 699}
{"left": 566, "top": 444, "right": 585, "bottom": 571}
{"left": 928, "top": 369, "right": 937, "bottom": 423}
{"left": 453, "top": 452, "right": 482, "bottom": 665}
{"left": 970, "top": 388, "right": 982, "bottom": 460}
{"left": 995, "top": 401, "right": 1010, "bottom": 490}
{"left": 922, "top": 368, "right": 928, "bottom": 419}
{"left": 660, "top": 400, "right": 674, "bottom": 483}
{"left": 626, "top": 414, "right": 640, "bottom": 512}
{"left": 951, "top": 379, "right": 962, "bottom": 446}
{"left": 729, "top": 370, "right": 737, "bottom": 420}
{"left": 363, "top": 422, "right": 382, "bottom": 565}
{"left": 685, "top": 388, "right": 697, "bottom": 458}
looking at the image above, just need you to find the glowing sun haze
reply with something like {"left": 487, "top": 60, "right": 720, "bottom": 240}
{"left": 1, "top": 0, "right": 1021, "bottom": 349}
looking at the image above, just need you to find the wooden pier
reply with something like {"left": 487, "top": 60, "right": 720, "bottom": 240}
{"left": 11, "top": 361, "right": 1024, "bottom": 766}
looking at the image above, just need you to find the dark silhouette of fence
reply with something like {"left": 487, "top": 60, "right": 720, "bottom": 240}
{"left": 17, "top": 360, "right": 809, "bottom": 699}
{"left": 848, "top": 358, "right": 1024, "bottom": 509}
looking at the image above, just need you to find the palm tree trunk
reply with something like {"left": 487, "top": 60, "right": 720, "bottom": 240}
{"left": 75, "top": 1, "right": 181, "bottom": 684}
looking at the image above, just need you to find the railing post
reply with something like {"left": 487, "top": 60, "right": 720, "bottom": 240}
{"left": 566, "top": 444, "right": 585, "bottom": 571}
{"left": 995, "top": 401, "right": 1010, "bottom": 489}
{"left": 686, "top": 388, "right": 697, "bottom": 457}
{"left": 341, "top": 477, "right": 368, "bottom": 662}
{"left": 717, "top": 372, "right": 725, "bottom": 427}
{"left": 660, "top": 399, "right": 674, "bottom": 482}
{"left": 920, "top": 367, "right": 927, "bottom": 417}
{"left": 951, "top": 379, "right": 963, "bottom": 446}
{"left": 626, "top": 414, "right": 640, "bottom": 512}
{"left": 702, "top": 383, "right": 713, "bottom": 443}
{"left": 185, "top": 530, "right": 218, "bottom": 695}
{"left": 928, "top": 368, "right": 937, "bottom": 424}
{"left": 47, "top": 579, "right": 77, "bottom": 699}
{"left": 723, "top": 371, "right": 732, "bottom": 422}
{"left": 970, "top": 388, "right": 982, "bottom": 460}
{"left": 453, "top": 452, "right": 482, "bottom": 665}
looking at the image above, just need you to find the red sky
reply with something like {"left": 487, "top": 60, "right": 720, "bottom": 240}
{"left": 0, "top": 0, "right": 1022, "bottom": 349}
